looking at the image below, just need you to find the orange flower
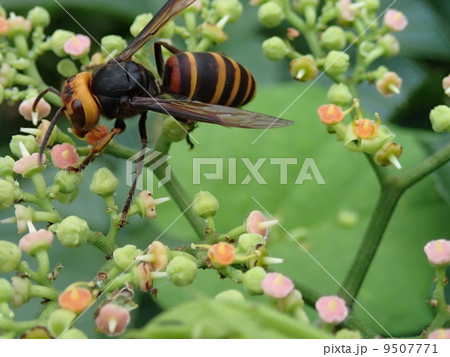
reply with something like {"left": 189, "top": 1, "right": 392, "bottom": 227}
{"left": 317, "top": 104, "right": 344, "bottom": 125}
{"left": 58, "top": 286, "right": 93, "bottom": 313}
{"left": 353, "top": 118, "right": 379, "bottom": 139}
{"left": 208, "top": 242, "right": 235, "bottom": 266}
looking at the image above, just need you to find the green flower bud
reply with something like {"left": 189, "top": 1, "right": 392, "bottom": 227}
{"left": 56, "top": 216, "right": 89, "bottom": 248}
{"left": 55, "top": 190, "right": 79, "bottom": 205}
{"left": 289, "top": 55, "right": 318, "bottom": 81}
{"left": 59, "top": 328, "right": 88, "bottom": 339}
{"left": 335, "top": 328, "right": 362, "bottom": 339}
{"left": 27, "top": 6, "right": 51, "bottom": 28}
{"left": 193, "top": 191, "right": 219, "bottom": 218}
{"left": 51, "top": 30, "right": 75, "bottom": 57}
{"left": 327, "top": 83, "right": 352, "bottom": 106}
{"left": 0, "top": 63, "right": 17, "bottom": 87}
{"left": 166, "top": 256, "right": 197, "bottom": 287}
{"left": 54, "top": 171, "right": 83, "bottom": 194}
{"left": 57, "top": 58, "right": 79, "bottom": 78}
{"left": 292, "top": 0, "right": 319, "bottom": 13}
{"left": 378, "top": 34, "right": 400, "bottom": 57}
{"left": 258, "top": 2, "right": 285, "bottom": 28}
{"left": 370, "top": 66, "right": 388, "bottom": 81}
{"left": 47, "top": 309, "right": 76, "bottom": 337}
{"left": 199, "top": 23, "right": 228, "bottom": 44}
{"left": 11, "top": 276, "right": 31, "bottom": 307}
{"left": 0, "top": 156, "right": 15, "bottom": 177}
{"left": 243, "top": 266, "right": 266, "bottom": 295}
{"left": 324, "top": 50, "right": 350, "bottom": 76}
{"left": 360, "top": 0, "right": 380, "bottom": 12}
{"left": 320, "top": 26, "right": 346, "bottom": 50}
{"left": 9, "top": 135, "right": 39, "bottom": 158}
{"left": 337, "top": 209, "right": 358, "bottom": 228}
{"left": 158, "top": 21, "right": 175, "bottom": 39}
{"left": 162, "top": 116, "right": 188, "bottom": 142}
{"left": 130, "top": 13, "right": 153, "bottom": 37}
{"left": 215, "top": 289, "right": 245, "bottom": 303}
{"left": 7, "top": 16, "right": 32, "bottom": 37}
{"left": 0, "top": 278, "right": 13, "bottom": 302}
{"left": 236, "top": 233, "right": 265, "bottom": 256}
{"left": 0, "top": 241, "right": 22, "bottom": 273}
{"left": 215, "top": 0, "right": 243, "bottom": 23}
{"left": 113, "top": 244, "right": 143, "bottom": 270}
{"left": 90, "top": 167, "right": 119, "bottom": 197}
{"left": 429, "top": 105, "right": 450, "bottom": 133}
{"left": 0, "top": 180, "right": 15, "bottom": 209}
{"left": 0, "top": 6, "right": 6, "bottom": 18}
{"left": 262, "top": 36, "right": 290, "bottom": 61}
{"left": 101, "top": 35, "right": 127, "bottom": 57}
{"left": 278, "top": 289, "right": 304, "bottom": 313}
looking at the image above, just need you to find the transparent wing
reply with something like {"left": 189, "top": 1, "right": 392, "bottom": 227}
{"left": 129, "top": 97, "right": 294, "bottom": 129}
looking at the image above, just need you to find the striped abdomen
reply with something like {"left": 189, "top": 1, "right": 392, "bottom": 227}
{"left": 162, "top": 52, "right": 256, "bottom": 107}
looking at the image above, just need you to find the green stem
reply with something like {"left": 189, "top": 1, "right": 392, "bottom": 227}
{"left": 87, "top": 231, "right": 117, "bottom": 257}
{"left": 33, "top": 211, "right": 60, "bottom": 223}
{"left": 433, "top": 266, "right": 448, "bottom": 313}
{"left": 35, "top": 250, "right": 50, "bottom": 283}
{"left": 31, "top": 173, "right": 47, "bottom": 198}
{"left": 104, "top": 139, "right": 207, "bottom": 240}
{"left": 29, "top": 284, "right": 57, "bottom": 300}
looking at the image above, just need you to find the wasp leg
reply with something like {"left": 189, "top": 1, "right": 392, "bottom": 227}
{"left": 154, "top": 41, "right": 183, "bottom": 78}
{"left": 119, "top": 112, "right": 148, "bottom": 227}
{"left": 33, "top": 87, "right": 61, "bottom": 112}
{"left": 39, "top": 107, "right": 65, "bottom": 164}
{"left": 69, "top": 119, "right": 125, "bottom": 173}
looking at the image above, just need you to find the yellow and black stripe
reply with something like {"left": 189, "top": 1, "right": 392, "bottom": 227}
{"left": 163, "top": 52, "right": 256, "bottom": 107}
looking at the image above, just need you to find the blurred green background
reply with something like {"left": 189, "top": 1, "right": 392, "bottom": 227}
{"left": 0, "top": 0, "right": 449, "bottom": 337}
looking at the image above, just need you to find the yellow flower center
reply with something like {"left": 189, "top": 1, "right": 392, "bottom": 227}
{"left": 61, "top": 149, "right": 70, "bottom": 160}
{"left": 274, "top": 273, "right": 284, "bottom": 286}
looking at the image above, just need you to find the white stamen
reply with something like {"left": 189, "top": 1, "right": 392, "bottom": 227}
{"left": 26, "top": 221, "right": 36, "bottom": 233}
{"left": 296, "top": 68, "right": 305, "bottom": 80}
{"left": 135, "top": 254, "right": 153, "bottom": 263}
{"left": 108, "top": 319, "right": 117, "bottom": 334}
{"left": 445, "top": 87, "right": 450, "bottom": 95}
{"left": 216, "top": 14, "right": 230, "bottom": 29}
{"left": 0, "top": 217, "right": 16, "bottom": 224}
{"left": 154, "top": 197, "right": 171, "bottom": 205}
{"left": 387, "top": 83, "right": 400, "bottom": 95}
{"left": 262, "top": 257, "right": 284, "bottom": 265}
{"left": 18, "top": 141, "right": 30, "bottom": 157}
{"left": 20, "top": 127, "right": 40, "bottom": 136}
{"left": 31, "top": 111, "right": 39, "bottom": 126}
{"left": 388, "top": 154, "right": 402, "bottom": 170}
{"left": 258, "top": 219, "right": 278, "bottom": 230}
{"left": 150, "top": 271, "right": 168, "bottom": 279}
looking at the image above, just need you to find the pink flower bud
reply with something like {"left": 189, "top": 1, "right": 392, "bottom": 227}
{"left": 51, "top": 143, "right": 79, "bottom": 169}
{"left": 18, "top": 97, "right": 51, "bottom": 125}
{"left": 64, "top": 34, "right": 91, "bottom": 57}
{"left": 428, "top": 328, "right": 450, "bottom": 339}
{"left": 315, "top": 295, "right": 348, "bottom": 324}
{"left": 424, "top": 239, "right": 450, "bottom": 266}
{"left": 337, "top": 0, "right": 355, "bottom": 22}
{"left": 317, "top": 104, "right": 345, "bottom": 125}
{"left": 208, "top": 242, "right": 236, "bottom": 266}
{"left": 245, "top": 210, "right": 278, "bottom": 238}
{"left": 13, "top": 153, "right": 45, "bottom": 177}
{"left": 261, "top": 272, "right": 294, "bottom": 299}
{"left": 136, "top": 191, "right": 170, "bottom": 219}
{"left": 383, "top": 9, "right": 408, "bottom": 32}
{"left": 19, "top": 228, "right": 53, "bottom": 256}
{"left": 95, "top": 303, "right": 130, "bottom": 337}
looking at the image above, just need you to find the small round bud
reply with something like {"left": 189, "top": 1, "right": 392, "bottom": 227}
{"left": 327, "top": 83, "right": 352, "bottom": 106}
{"left": 0, "top": 278, "right": 13, "bottom": 302}
{"left": 51, "top": 30, "right": 75, "bottom": 57}
{"left": 166, "top": 256, "right": 197, "bottom": 287}
{"left": 47, "top": 309, "right": 76, "bottom": 337}
{"left": 0, "top": 240, "right": 22, "bottom": 273}
{"left": 148, "top": 241, "right": 169, "bottom": 271}
{"left": 0, "top": 63, "right": 16, "bottom": 87}
{"left": 0, "top": 156, "right": 15, "bottom": 177}
{"left": 10, "top": 135, "right": 39, "bottom": 157}
{"left": 54, "top": 170, "right": 83, "bottom": 194}
{"left": 64, "top": 35, "right": 91, "bottom": 57}
{"left": 429, "top": 105, "right": 450, "bottom": 133}
{"left": 374, "top": 142, "right": 402, "bottom": 168}
{"left": 199, "top": 23, "right": 228, "bottom": 44}
{"left": 335, "top": 328, "right": 362, "bottom": 339}
{"left": 428, "top": 328, "right": 450, "bottom": 339}
{"left": 11, "top": 276, "right": 31, "bottom": 307}
{"left": 57, "top": 58, "right": 79, "bottom": 78}
{"left": 0, "top": 179, "right": 15, "bottom": 209}
{"left": 56, "top": 216, "right": 89, "bottom": 248}
{"left": 95, "top": 303, "right": 130, "bottom": 337}
{"left": 130, "top": 13, "right": 152, "bottom": 37}
{"left": 262, "top": 36, "right": 290, "bottom": 61}
{"left": 193, "top": 191, "right": 219, "bottom": 218}
{"left": 337, "top": 209, "right": 359, "bottom": 228}
{"left": 383, "top": 9, "right": 408, "bottom": 32}
{"left": 236, "top": 233, "right": 265, "bottom": 254}
{"left": 14, "top": 204, "right": 34, "bottom": 234}
{"left": 7, "top": 16, "right": 32, "bottom": 37}
{"left": 424, "top": 239, "right": 450, "bottom": 266}
{"left": 113, "top": 244, "right": 143, "bottom": 270}
{"left": 90, "top": 167, "right": 119, "bottom": 197}
{"left": 378, "top": 34, "right": 400, "bottom": 57}
{"left": 51, "top": 143, "right": 79, "bottom": 169}
{"left": 324, "top": 51, "right": 350, "bottom": 76}
{"left": 59, "top": 328, "right": 88, "bottom": 339}
{"left": 320, "top": 26, "right": 346, "bottom": 50}
{"left": 19, "top": 97, "right": 51, "bottom": 123}
{"left": 19, "top": 229, "right": 53, "bottom": 256}
{"left": 363, "top": 0, "right": 380, "bottom": 11}
{"left": 27, "top": 6, "right": 50, "bottom": 28}
{"left": 215, "top": 0, "right": 243, "bottom": 23}
{"left": 315, "top": 295, "right": 349, "bottom": 324}
{"left": 243, "top": 266, "right": 267, "bottom": 295}
{"left": 101, "top": 35, "right": 127, "bottom": 57}
{"left": 289, "top": 56, "right": 318, "bottom": 82}
{"left": 162, "top": 116, "right": 188, "bottom": 142}
{"left": 215, "top": 289, "right": 245, "bottom": 303}
{"left": 258, "top": 2, "right": 285, "bottom": 28}
{"left": 337, "top": 0, "right": 355, "bottom": 22}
